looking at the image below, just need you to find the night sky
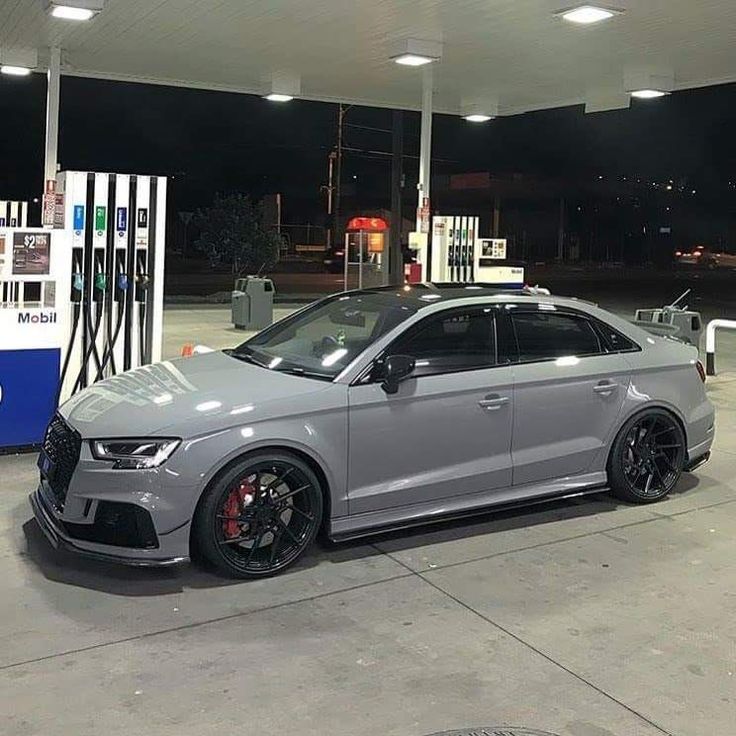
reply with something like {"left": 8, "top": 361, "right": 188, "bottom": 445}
{"left": 2, "top": 73, "right": 736, "bottom": 223}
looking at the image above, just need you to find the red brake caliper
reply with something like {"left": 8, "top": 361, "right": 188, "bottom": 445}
{"left": 222, "top": 480, "right": 255, "bottom": 539}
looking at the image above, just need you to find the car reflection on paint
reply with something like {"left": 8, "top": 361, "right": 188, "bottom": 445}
{"left": 30, "top": 284, "right": 714, "bottom": 578}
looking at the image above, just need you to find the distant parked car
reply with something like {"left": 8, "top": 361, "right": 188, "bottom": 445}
{"left": 675, "top": 245, "right": 736, "bottom": 269}
{"left": 31, "top": 284, "right": 714, "bottom": 578}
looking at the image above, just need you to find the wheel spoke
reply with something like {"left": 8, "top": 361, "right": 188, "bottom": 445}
{"left": 656, "top": 443, "right": 681, "bottom": 450}
{"left": 632, "top": 466, "right": 646, "bottom": 489}
{"left": 220, "top": 533, "right": 253, "bottom": 546}
{"left": 276, "top": 484, "right": 311, "bottom": 503}
{"left": 655, "top": 452, "right": 677, "bottom": 472}
{"left": 275, "top": 517, "right": 301, "bottom": 545}
{"left": 642, "top": 417, "right": 657, "bottom": 439}
{"left": 651, "top": 460, "right": 666, "bottom": 488}
{"left": 268, "top": 527, "right": 285, "bottom": 566}
{"left": 288, "top": 506, "right": 315, "bottom": 522}
{"left": 267, "top": 466, "right": 294, "bottom": 491}
{"left": 244, "top": 532, "right": 264, "bottom": 567}
{"left": 644, "top": 471, "right": 654, "bottom": 494}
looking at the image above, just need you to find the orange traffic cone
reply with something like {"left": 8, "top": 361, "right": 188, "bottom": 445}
{"left": 181, "top": 343, "right": 194, "bottom": 357}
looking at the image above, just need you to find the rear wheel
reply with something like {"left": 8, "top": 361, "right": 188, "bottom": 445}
{"left": 194, "top": 452, "right": 323, "bottom": 578}
{"left": 608, "top": 410, "right": 685, "bottom": 504}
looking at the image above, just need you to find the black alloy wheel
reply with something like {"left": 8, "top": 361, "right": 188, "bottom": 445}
{"left": 194, "top": 452, "right": 323, "bottom": 578}
{"left": 609, "top": 409, "right": 686, "bottom": 503}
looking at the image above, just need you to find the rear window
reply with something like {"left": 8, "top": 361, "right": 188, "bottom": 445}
{"left": 594, "top": 320, "right": 639, "bottom": 352}
{"left": 511, "top": 312, "right": 602, "bottom": 362}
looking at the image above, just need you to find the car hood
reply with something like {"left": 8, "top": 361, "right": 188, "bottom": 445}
{"left": 60, "top": 351, "right": 336, "bottom": 438}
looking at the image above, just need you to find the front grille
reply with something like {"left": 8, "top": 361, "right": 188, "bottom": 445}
{"left": 41, "top": 415, "right": 82, "bottom": 509}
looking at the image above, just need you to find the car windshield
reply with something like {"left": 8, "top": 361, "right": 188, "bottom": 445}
{"left": 230, "top": 292, "right": 417, "bottom": 379}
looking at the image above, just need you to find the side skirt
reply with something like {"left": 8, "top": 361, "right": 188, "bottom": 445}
{"left": 329, "top": 471, "right": 608, "bottom": 542}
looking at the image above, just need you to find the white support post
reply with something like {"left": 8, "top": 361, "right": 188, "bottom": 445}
{"left": 44, "top": 47, "right": 61, "bottom": 188}
{"left": 417, "top": 66, "right": 433, "bottom": 280}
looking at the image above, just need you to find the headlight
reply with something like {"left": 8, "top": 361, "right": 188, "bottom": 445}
{"left": 91, "top": 439, "right": 180, "bottom": 469}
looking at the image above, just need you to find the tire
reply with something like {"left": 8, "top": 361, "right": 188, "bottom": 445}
{"left": 608, "top": 409, "right": 686, "bottom": 504}
{"left": 194, "top": 451, "right": 324, "bottom": 579}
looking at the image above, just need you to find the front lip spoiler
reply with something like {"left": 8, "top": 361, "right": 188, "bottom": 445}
{"left": 29, "top": 490, "right": 189, "bottom": 568}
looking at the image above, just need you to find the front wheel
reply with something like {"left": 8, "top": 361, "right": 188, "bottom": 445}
{"left": 608, "top": 410, "right": 685, "bottom": 504}
{"left": 194, "top": 452, "right": 323, "bottom": 578}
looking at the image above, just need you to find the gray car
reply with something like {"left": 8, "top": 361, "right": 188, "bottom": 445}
{"left": 30, "top": 284, "right": 715, "bottom": 578}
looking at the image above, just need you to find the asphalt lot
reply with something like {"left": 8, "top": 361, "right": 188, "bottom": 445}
{"left": 2, "top": 281, "right": 736, "bottom": 736}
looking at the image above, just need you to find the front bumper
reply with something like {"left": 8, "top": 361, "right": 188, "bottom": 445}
{"left": 30, "top": 488, "right": 189, "bottom": 567}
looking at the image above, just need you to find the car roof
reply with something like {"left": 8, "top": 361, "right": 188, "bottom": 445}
{"left": 351, "top": 283, "right": 558, "bottom": 309}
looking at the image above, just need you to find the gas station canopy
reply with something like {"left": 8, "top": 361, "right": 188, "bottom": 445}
{"left": 2, "top": 0, "right": 736, "bottom": 116}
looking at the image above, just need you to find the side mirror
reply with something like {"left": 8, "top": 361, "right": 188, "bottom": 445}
{"left": 381, "top": 354, "right": 416, "bottom": 394}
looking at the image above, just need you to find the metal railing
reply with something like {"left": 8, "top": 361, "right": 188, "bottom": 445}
{"left": 705, "top": 319, "right": 736, "bottom": 375}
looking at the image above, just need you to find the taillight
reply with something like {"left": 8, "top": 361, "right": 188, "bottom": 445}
{"left": 696, "top": 360, "right": 706, "bottom": 383}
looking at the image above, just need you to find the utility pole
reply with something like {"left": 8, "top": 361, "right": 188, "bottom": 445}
{"left": 493, "top": 195, "right": 501, "bottom": 237}
{"left": 334, "top": 104, "right": 348, "bottom": 247}
{"left": 557, "top": 197, "right": 566, "bottom": 261}
{"left": 325, "top": 150, "right": 336, "bottom": 248}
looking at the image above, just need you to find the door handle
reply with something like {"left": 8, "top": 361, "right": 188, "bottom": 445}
{"left": 593, "top": 381, "right": 619, "bottom": 395}
{"left": 479, "top": 394, "right": 510, "bottom": 410}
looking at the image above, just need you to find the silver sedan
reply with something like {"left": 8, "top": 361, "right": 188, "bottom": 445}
{"left": 30, "top": 285, "right": 715, "bottom": 578}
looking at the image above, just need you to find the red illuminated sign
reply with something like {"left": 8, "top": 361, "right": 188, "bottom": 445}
{"left": 346, "top": 216, "right": 388, "bottom": 231}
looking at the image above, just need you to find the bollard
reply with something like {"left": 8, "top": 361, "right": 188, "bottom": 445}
{"left": 705, "top": 319, "right": 736, "bottom": 375}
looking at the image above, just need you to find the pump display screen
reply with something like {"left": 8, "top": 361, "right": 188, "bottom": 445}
{"left": 12, "top": 233, "right": 51, "bottom": 275}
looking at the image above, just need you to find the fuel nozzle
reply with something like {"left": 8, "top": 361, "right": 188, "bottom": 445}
{"left": 114, "top": 250, "right": 128, "bottom": 301}
{"left": 93, "top": 271, "right": 107, "bottom": 301}
{"left": 71, "top": 248, "right": 84, "bottom": 302}
{"left": 93, "top": 250, "right": 107, "bottom": 302}
{"left": 135, "top": 250, "right": 149, "bottom": 302}
{"left": 72, "top": 273, "right": 84, "bottom": 302}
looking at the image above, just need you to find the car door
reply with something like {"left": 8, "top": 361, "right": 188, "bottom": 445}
{"left": 347, "top": 305, "right": 514, "bottom": 514}
{"left": 504, "top": 306, "right": 632, "bottom": 486}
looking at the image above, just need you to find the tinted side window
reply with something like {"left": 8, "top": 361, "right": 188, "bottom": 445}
{"left": 511, "top": 312, "right": 602, "bottom": 362}
{"left": 388, "top": 308, "right": 496, "bottom": 376}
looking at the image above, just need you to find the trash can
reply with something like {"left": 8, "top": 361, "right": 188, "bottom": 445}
{"left": 232, "top": 276, "right": 275, "bottom": 330}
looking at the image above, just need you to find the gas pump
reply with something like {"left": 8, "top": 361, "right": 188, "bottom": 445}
{"left": 474, "top": 238, "right": 525, "bottom": 286}
{"left": 430, "top": 215, "right": 479, "bottom": 282}
{"left": 0, "top": 228, "right": 63, "bottom": 448}
{"left": 429, "top": 216, "right": 525, "bottom": 287}
{"left": 343, "top": 216, "right": 389, "bottom": 290}
{"left": 0, "top": 200, "right": 29, "bottom": 228}
{"left": 0, "top": 170, "right": 167, "bottom": 451}
{"left": 56, "top": 171, "right": 166, "bottom": 394}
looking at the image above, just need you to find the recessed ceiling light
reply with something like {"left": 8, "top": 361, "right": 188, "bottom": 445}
{"left": 51, "top": 5, "right": 95, "bottom": 20}
{"left": 631, "top": 89, "right": 668, "bottom": 99}
{"left": 1, "top": 65, "right": 32, "bottom": 76}
{"left": 392, "top": 53, "right": 438, "bottom": 67}
{"left": 263, "top": 93, "right": 294, "bottom": 102}
{"left": 463, "top": 114, "right": 493, "bottom": 123}
{"left": 557, "top": 5, "right": 621, "bottom": 24}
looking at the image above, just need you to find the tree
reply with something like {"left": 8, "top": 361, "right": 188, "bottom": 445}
{"left": 193, "top": 193, "right": 281, "bottom": 275}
